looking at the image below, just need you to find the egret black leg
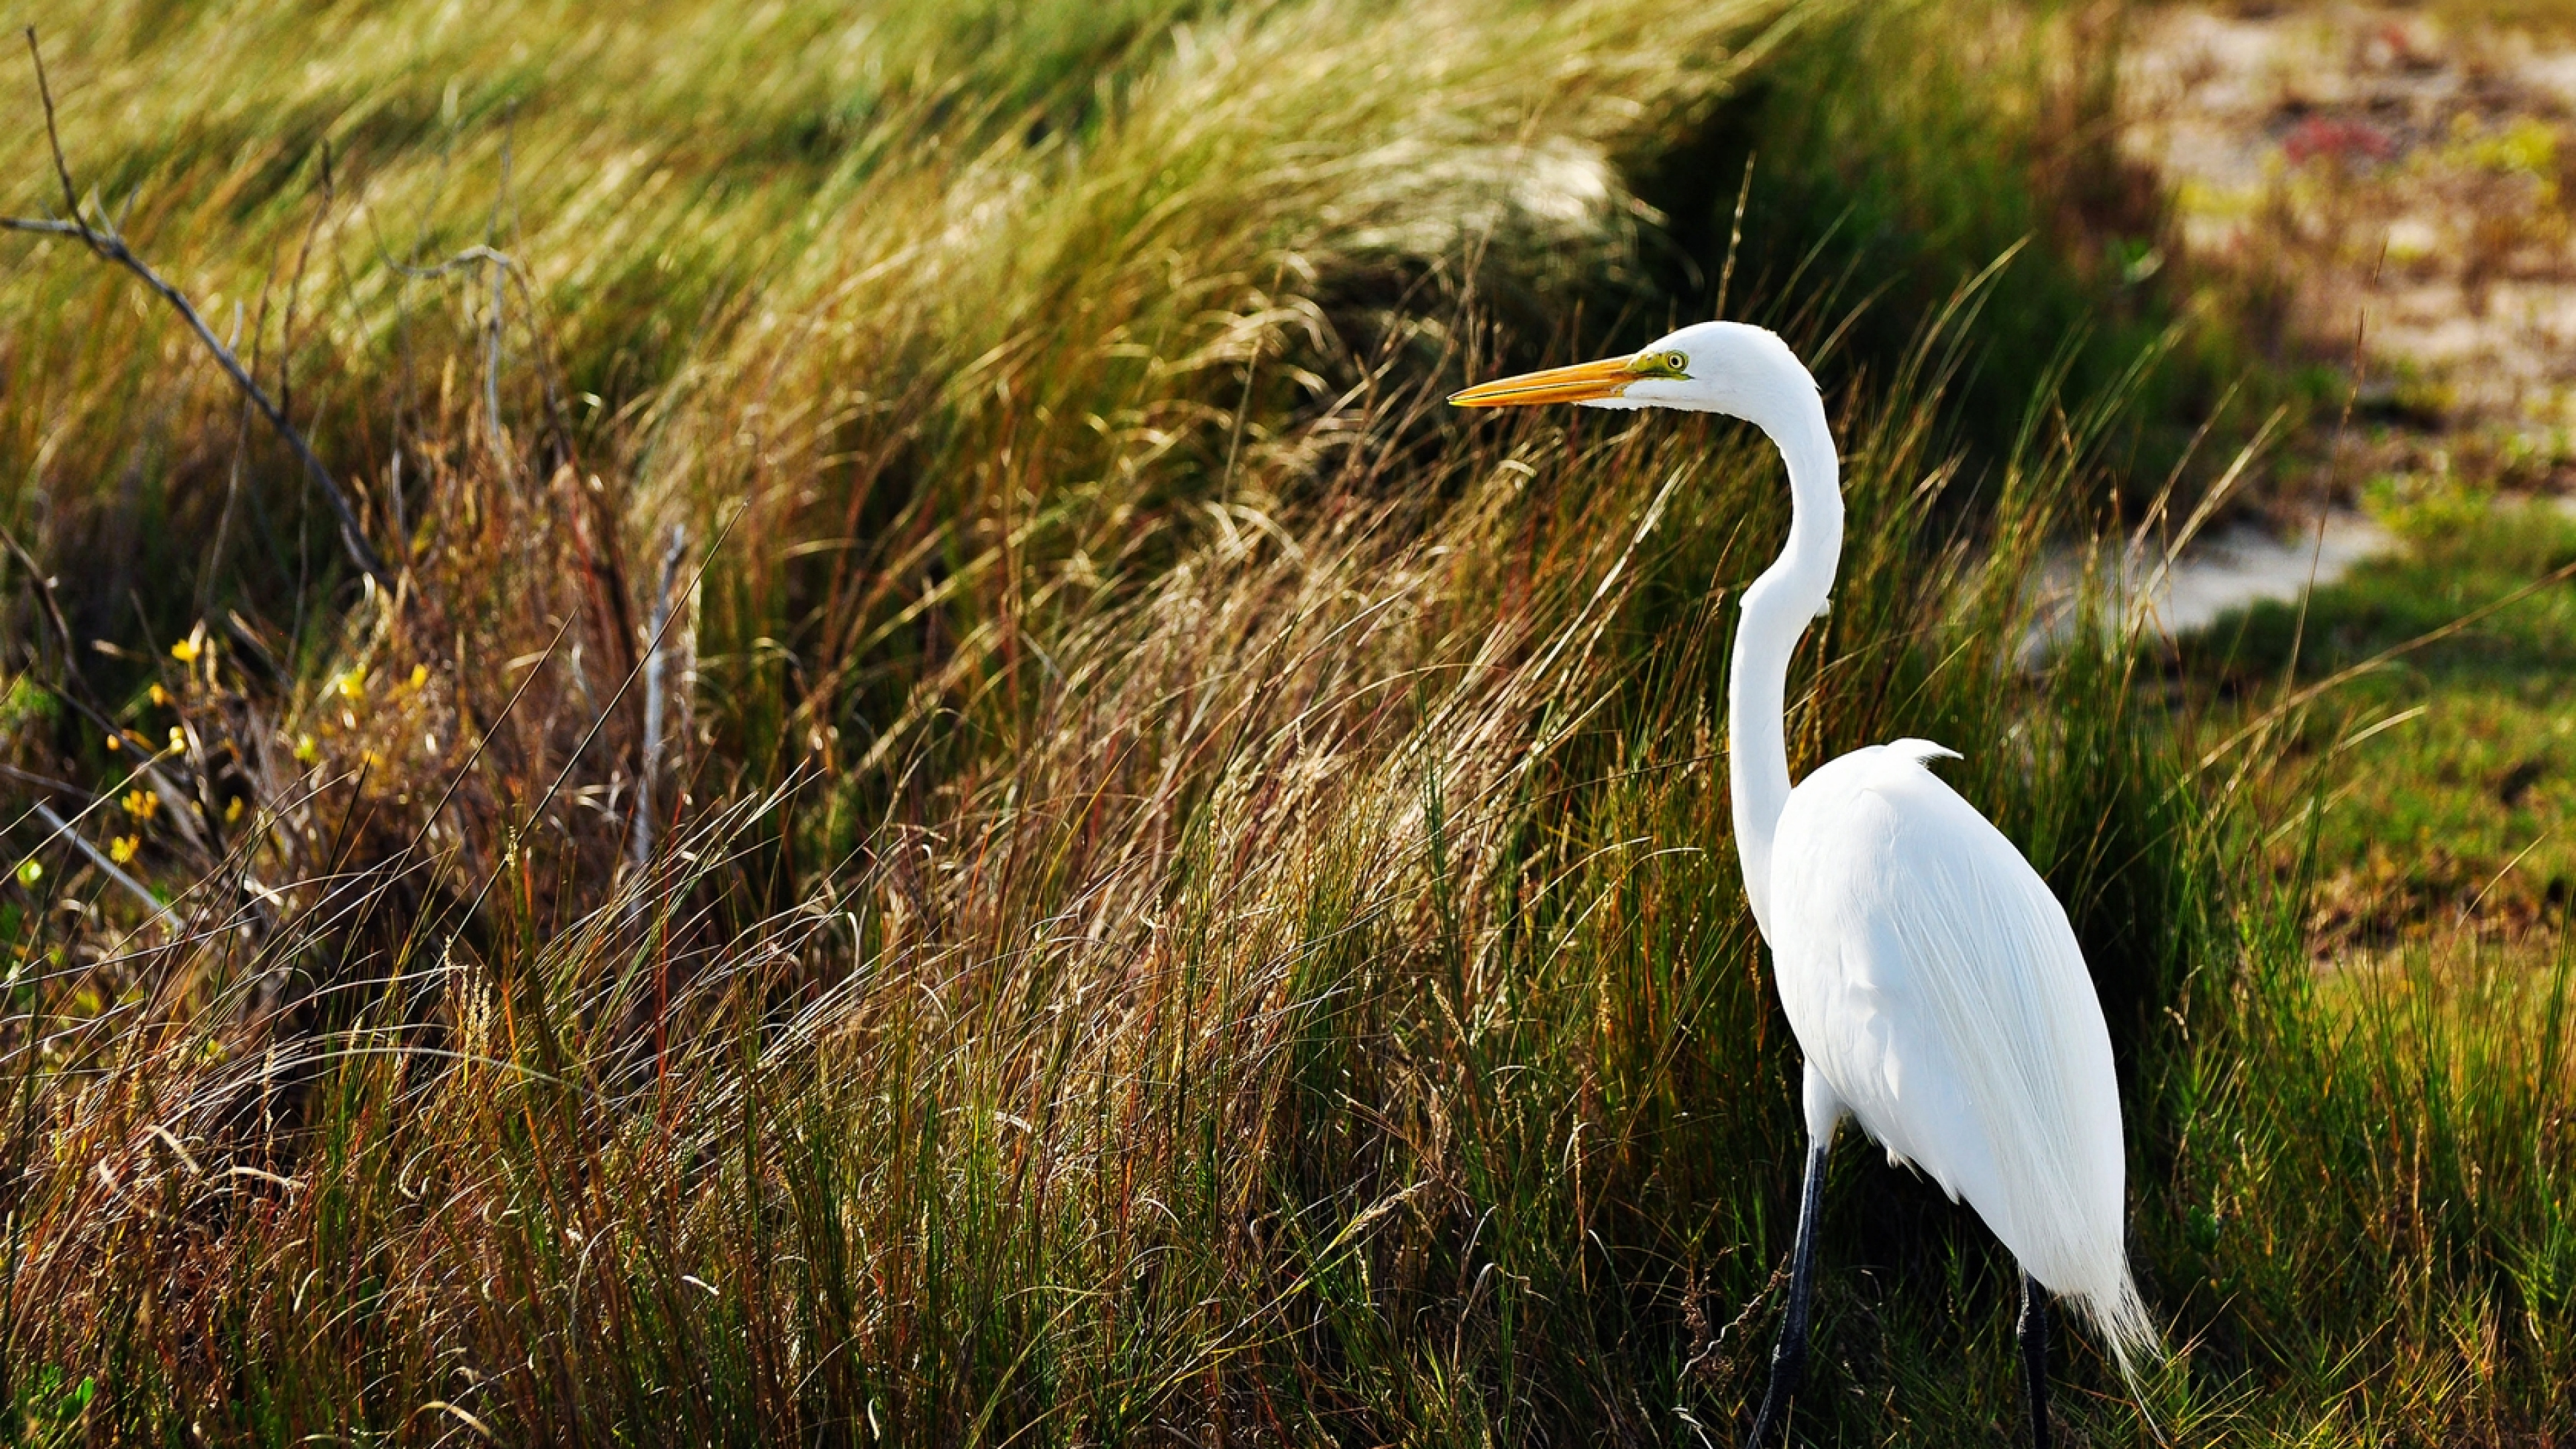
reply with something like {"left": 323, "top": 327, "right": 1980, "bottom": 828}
{"left": 1743, "top": 1135, "right": 1831, "bottom": 1449}
{"left": 2018, "top": 1272, "right": 2052, "bottom": 1449}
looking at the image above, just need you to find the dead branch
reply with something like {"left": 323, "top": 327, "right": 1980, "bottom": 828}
{"left": 629, "top": 523, "right": 688, "bottom": 872}
{"left": 390, "top": 243, "right": 635, "bottom": 676}
{"left": 462, "top": 509, "right": 731, "bottom": 930}
{"left": 32, "top": 800, "right": 184, "bottom": 932}
{"left": 1, "top": 28, "right": 396, "bottom": 592}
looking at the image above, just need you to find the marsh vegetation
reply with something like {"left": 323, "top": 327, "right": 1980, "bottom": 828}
{"left": 0, "top": 0, "right": 2567, "bottom": 1442}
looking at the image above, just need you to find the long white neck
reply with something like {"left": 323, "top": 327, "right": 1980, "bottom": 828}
{"left": 1728, "top": 390, "right": 1841, "bottom": 941}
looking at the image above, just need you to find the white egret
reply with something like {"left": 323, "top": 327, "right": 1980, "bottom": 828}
{"left": 1452, "top": 323, "right": 2155, "bottom": 1448}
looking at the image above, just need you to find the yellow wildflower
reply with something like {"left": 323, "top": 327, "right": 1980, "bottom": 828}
{"left": 14, "top": 860, "right": 39, "bottom": 886}
{"left": 109, "top": 836, "right": 140, "bottom": 865}
{"left": 408, "top": 664, "right": 429, "bottom": 690}
{"left": 122, "top": 789, "right": 158, "bottom": 820}
{"left": 224, "top": 796, "right": 246, "bottom": 824}
{"left": 103, "top": 733, "right": 119, "bottom": 751}
{"left": 293, "top": 735, "right": 319, "bottom": 764}
{"left": 336, "top": 669, "right": 367, "bottom": 703}
{"left": 149, "top": 683, "right": 169, "bottom": 708}
{"left": 170, "top": 637, "right": 200, "bottom": 664}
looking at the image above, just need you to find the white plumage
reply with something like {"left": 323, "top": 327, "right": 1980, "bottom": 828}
{"left": 1454, "top": 320, "right": 2157, "bottom": 1445}
{"left": 1770, "top": 739, "right": 2152, "bottom": 1372}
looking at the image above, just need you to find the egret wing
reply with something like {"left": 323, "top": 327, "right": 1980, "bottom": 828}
{"left": 1767, "top": 739, "right": 2151, "bottom": 1366}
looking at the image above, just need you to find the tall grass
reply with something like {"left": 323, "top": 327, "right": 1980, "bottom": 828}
{"left": 1, "top": 286, "right": 2182, "bottom": 1441}
{"left": 1, "top": 0, "right": 2569, "bottom": 1442}
{"left": 2153, "top": 927, "right": 2576, "bottom": 1442}
{"left": 1631, "top": 0, "right": 2260, "bottom": 482}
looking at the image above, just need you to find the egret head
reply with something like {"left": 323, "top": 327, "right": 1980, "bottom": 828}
{"left": 1448, "top": 320, "right": 1812, "bottom": 426}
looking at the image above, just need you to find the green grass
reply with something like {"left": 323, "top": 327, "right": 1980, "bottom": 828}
{"left": 2178, "top": 496, "right": 2576, "bottom": 945}
{"left": 0, "top": 0, "right": 2569, "bottom": 1442}
{"left": 1638, "top": 0, "right": 2242, "bottom": 474}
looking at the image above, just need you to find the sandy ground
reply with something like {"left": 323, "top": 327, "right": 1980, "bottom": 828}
{"left": 2129, "top": 3, "right": 2576, "bottom": 446}
{"left": 2059, "top": 3, "right": 2576, "bottom": 633}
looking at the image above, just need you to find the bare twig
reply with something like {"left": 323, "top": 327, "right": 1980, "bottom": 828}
{"left": 484, "top": 115, "right": 515, "bottom": 474}
{"left": 387, "top": 244, "right": 569, "bottom": 463}
{"left": 462, "top": 506, "right": 736, "bottom": 931}
{"left": 0, "top": 763, "right": 85, "bottom": 800}
{"left": 30, "top": 24, "right": 74, "bottom": 217}
{"left": 32, "top": 801, "right": 184, "bottom": 932}
{"left": 629, "top": 523, "right": 688, "bottom": 872}
{"left": 1, "top": 523, "right": 88, "bottom": 692}
{"left": 2, "top": 28, "right": 395, "bottom": 591}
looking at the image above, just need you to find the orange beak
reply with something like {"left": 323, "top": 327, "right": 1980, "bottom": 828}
{"left": 1448, "top": 354, "right": 1638, "bottom": 408}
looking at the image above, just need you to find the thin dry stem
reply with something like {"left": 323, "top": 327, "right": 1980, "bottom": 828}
{"left": 2, "top": 29, "right": 395, "bottom": 590}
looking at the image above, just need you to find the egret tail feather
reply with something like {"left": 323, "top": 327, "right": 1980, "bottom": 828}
{"left": 2063, "top": 1272, "right": 2165, "bottom": 1446}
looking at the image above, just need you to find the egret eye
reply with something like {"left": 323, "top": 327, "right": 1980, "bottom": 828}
{"left": 1664, "top": 351, "right": 1688, "bottom": 373}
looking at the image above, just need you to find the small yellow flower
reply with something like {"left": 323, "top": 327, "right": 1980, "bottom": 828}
{"left": 14, "top": 859, "right": 39, "bottom": 886}
{"left": 170, "top": 637, "right": 200, "bottom": 664}
{"left": 149, "top": 683, "right": 170, "bottom": 708}
{"left": 336, "top": 670, "right": 367, "bottom": 703}
{"left": 408, "top": 664, "right": 429, "bottom": 691}
{"left": 103, "top": 733, "right": 120, "bottom": 751}
{"left": 109, "top": 835, "right": 140, "bottom": 865}
{"left": 224, "top": 796, "right": 246, "bottom": 824}
{"left": 167, "top": 727, "right": 185, "bottom": 752}
{"left": 121, "top": 789, "right": 158, "bottom": 820}
{"left": 294, "top": 734, "right": 319, "bottom": 764}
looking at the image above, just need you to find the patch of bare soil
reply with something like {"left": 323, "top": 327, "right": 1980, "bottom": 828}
{"left": 2127, "top": 7, "right": 2576, "bottom": 954}
{"left": 2129, "top": 2, "right": 2576, "bottom": 473}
